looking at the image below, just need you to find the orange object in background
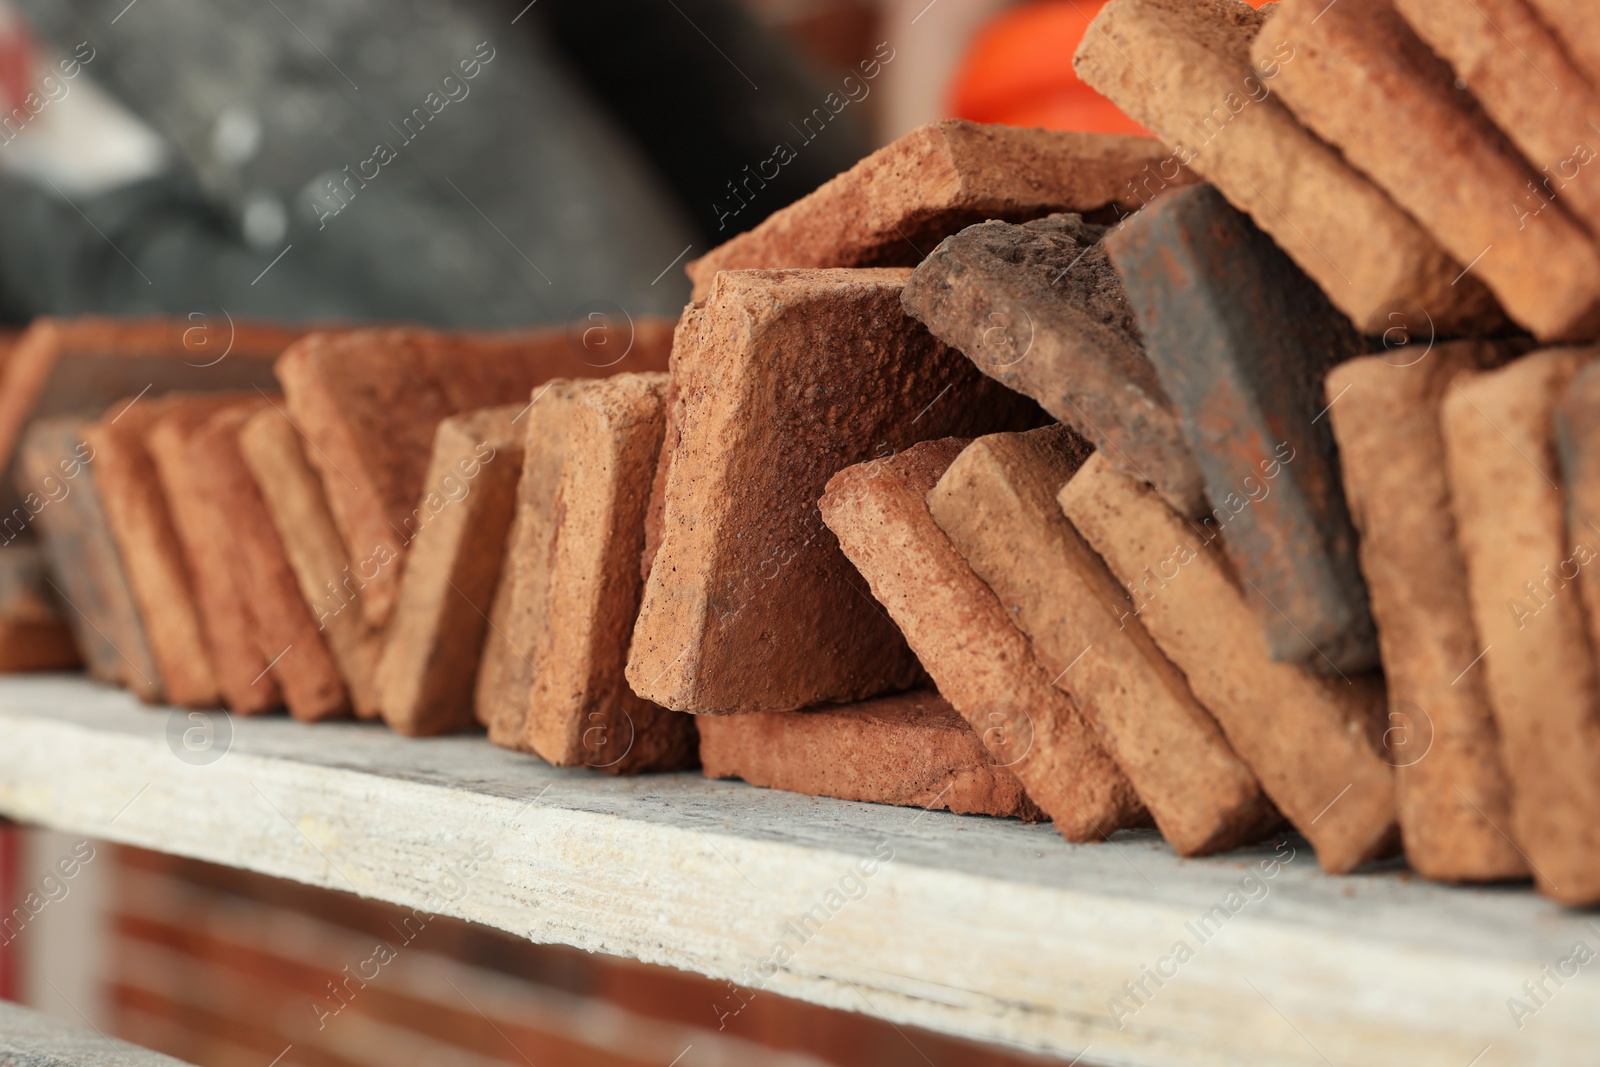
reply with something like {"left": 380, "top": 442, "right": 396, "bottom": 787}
{"left": 949, "top": 0, "right": 1269, "bottom": 135}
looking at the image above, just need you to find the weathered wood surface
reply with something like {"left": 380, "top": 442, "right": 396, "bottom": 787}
{"left": 0, "top": 999, "right": 198, "bottom": 1066}
{"left": 0, "top": 675, "right": 1595, "bottom": 1065}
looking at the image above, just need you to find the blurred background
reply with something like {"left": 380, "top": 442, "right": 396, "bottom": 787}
{"left": 0, "top": 1, "right": 1139, "bottom": 1063}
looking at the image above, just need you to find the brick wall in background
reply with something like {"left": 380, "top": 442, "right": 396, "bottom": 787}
{"left": 101, "top": 844, "right": 1058, "bottom": 1067}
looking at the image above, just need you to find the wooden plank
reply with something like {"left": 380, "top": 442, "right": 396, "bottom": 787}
{"left": 0, "top": 998, "right": 199, "bottom": 1066}
{"left": 0, "top": 676, "right": 1595, "bottom": 1065}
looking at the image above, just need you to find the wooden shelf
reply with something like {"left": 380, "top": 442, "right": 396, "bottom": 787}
{"left": 1, "top": 675, "right": 1594, "bottom": 1066}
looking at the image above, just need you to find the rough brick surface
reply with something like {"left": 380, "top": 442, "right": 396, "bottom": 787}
{"left": 1327, "top": 345, "right": 1526, "bottom": 883}
{"left": 194, "top": 406, "right": 348, "bottom": 722}
{"left": 1073, "top": 0, "right": 1502, "bottom": 335}
{"left": 0, "top": 545, "right": 82, "bottom": 671}
{"left": 929, "top": 426, "right": 1277, "bottom": 856}
{"left": 1522, "top": 0, "right": 1600, "bottom": 90}
{"left": 903, "top": 214, "right": 1206, "bottom": 517}
{"left": 1060, "top": 453, "right": 1395, "bottom": 873}
{"left": 86, "top": 395, "right": 244, "bottom": 708}
{"left": 237, "top": 408, "right": 381, "bottom": 719}
{"left": 0, "top": 318, "right": 297, "bottom": 518}
{"left": 522, "top": 374, "right": 698, "bottom": 774}
{"left": 276, "top": 321, "right": 673, "bottom": 628}
{"left": 375, "top": 405, "right": 524, "bottom": 737}
{"left": 820, "top": 438, "right": 1146, "bottom": 843}
{"left": 149, "top": 404, "right": 282, "bottom": 715}
{"left": 1258, "top": 0, "right": 1600, "bottom": 341}
{"left": 1395, "top": 0, "right": 1600, "bottom": 241}
{"left": 475, "top": 382, "right": 589, "bottom": 747}
{"left": 1106, "top": 184, "right": 1377, "bottom": 674}
{"left": 628, "top": 269, "right": 1045, "bottom": 716}
{"left": 686, "top": 119, "right": 1193, "bottom": 301}
{"left": 19, "top": 417, "right": 161, "bottom": 699}
{"left": 698, "top": 689, "right": 1043, "bottom": 818}
{"left": 1446, "top": 348, "right": 1600, "bottom": 904}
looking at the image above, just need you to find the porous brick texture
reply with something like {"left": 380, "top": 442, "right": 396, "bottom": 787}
{"left": 698, "top": 689, "right": 1043, "bottom": 818}
{"left": 1522, "top": 0, "right": 1600, "bottom": 90}
{"left": 276, "top": 321, "right": 673, "bottom": 628}
{"left": 237, "top": 408, "right": 382, "bottom": 719}
{"left": 820, "top": 438, "right": 1146, "bottom": 843}
{"left": 193, "top": 405, "right": 348, "bottom": 721}
{"left": 375, "top": 405, "right": 525, "bottom": 737}
{"left": 1073, "top": 0, "right": 1502, "bottom": 335}
{"left": 1060, "top": 453, "right": 1396, "bottom": 873}
{"left": 521, "top": 374, "right": 698, "bottom": 774}
{"left": 1445, "top": 348, "right": 1600, "bottom": 905}
{"left": 1326, "top": 344, "right": 1526, "bottom": 883}
{"left": 1105, "top": 184, "right": 1377, "bottom": 674}
{"left": 628, "top": 268, "right": 1044, "bottom": 716}
{"left": 902, "top": 214, "right": 1206, "bottom": 517}
{"left": 686, "top": 119, "right": 1191, "bottom": 301}
{"left": 1258, "top": 0, "right": 1600, "bottom": 340}
{"left": 19, "top": 417, "right": 161, "bottom": 699}
{"left": 1394, "top": 0, "right": 1600, "bottom": 241}
{"left": 149, "top": 402, "right": 282, "bottom": 715}
{"left": 929, "top": 426, "right": 1277, "bottom": 856}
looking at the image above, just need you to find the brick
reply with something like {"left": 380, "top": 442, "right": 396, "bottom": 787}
{"left": 374, "top": 405, "right": 525, "bottom": 737}
{"left": 1105, "top": 183, "right": 1378, "bottom": 674}
{"left": 928, "top": 426, "right": 1277, "bottom": 856}
{"left": 192, "top": 405, "right": 349, "bottom": 721}
{"left": 1522, "top": 0, "right": 1600, "bottom": 90}
{"left": 1059, "top": 453, "right": 1395, "bottom": 873}
{"left": 276, "top": 321, "right": 673, "bottom": 629}
{"left": 0, "top": 545, "right": 82, "bottom": 671}
{"left": 686, "top": 119, "right": 1190, "bottom": 301}
{"left": 1256, "top": 0, "right": 1600, "bottom": 341}
{"left": 236, "top": 408, "right": 381, "bottom": 718}
{"left": 1073, "top": 0, "right": 1502, "bottom": 335}
{"left": 639, "top": 310, "right": 705, "bottom": 583}
{"left": 86, "top": 395, "right": 254, "bottom": 707}
{"left": 148, "top": 403, "right": 283, "bottom": 715}
{"left": 475, "top": 382, "right": 589, "bottom": 747}
{"left": 820, "top": 438, "right": 1146, "bottom": 843}
{"left": 1326, "top": 344, "right": 1527, "bottom": 882}
{"left": 520, "top": 374, "right": 698, "bottom": 773}
{"left": 19, "top": 417, "right": 162, "bottom": 699}
{"left": 628, "top": 269, "right": 1045, "bottom": 715}
{"left": 698, "top": 689, "right": 1043, "bottom": 818}
{"left": 1394, "top": 0, "right": 1600, "bottom": 241}
{"left": 0, "top": 317, "right": 298, "bottom": 518}
{"left": 903, "top": 213, "right": 1206, "bottom": 516}
{"left": 1445, "top": 348, "right": 1600, "bottom": 904}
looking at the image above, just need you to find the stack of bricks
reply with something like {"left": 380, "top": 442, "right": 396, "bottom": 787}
{"left": 9, "top": 39, "right": 1600, "bottom": 910}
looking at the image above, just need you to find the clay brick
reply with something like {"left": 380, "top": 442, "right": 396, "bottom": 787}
{"left": 0, "top": 317, "right": 297, "bottom": 517}
{"left": 1059, "top": 453, "right": 1395, "bottom": 873}
{"left": 1445, "top": 348, "right": 1600, "bottom": 904}
{"left": 1257, "top": 0, "right": 1600, "bottom": 341}
{"left": 147, "top": 402, "right": 282, "bottom": 715}
{"left": 929, "top": 426, "right": 1277, "bottom": 856}
{"left": 698, "top": 689, "right": 1043, "bottom": 819}
{"left": 1395, "top": 0, "right": 1600, "bottom": 241}
{"left": 628, "top": 269, "right": 1045, "bottom": 715}
{"left": 903, "top": 215, "right": 1205, "bottom": 517}
{"left": 1326, "top": 344, "right": 1526, "bottom": 882}
{"left": 475, "top": 382, "right": 590, "bottom": 747}
{"left": 820, "top": 438, "right": 1146, "bottom": 843}
{"left": 0, "top": 545, "right": 81, "bottom": 671}
{"left": 686, "top": 119, "right": 1190, "bottom": 301}
{"left": 236, "top": 408, "right": 383, "bottom": 719}
{"left": 1073, "top": 0, "right": 1502, "bottom": 335}
{"left": 1522, "top": 0, "right": 1600, "bottom": 90}
{"left": 515, "top": 375, "right": 697, "bottom": 772}
{"left": 19, "top": 417, "right": 162, "bottom": 699}
{"left": 193, "top": 405, "right": 348, "bottom": 721}
{"left": 86, "top": 394, "right": 258, "bottom": 707}
{"left": 374, "top": 405, "right": 525, "bottom": 737}
{"left": 1105, "top": 183, "right": 1378, "bottom": 674}
{"left": 276, "top": 321, "right": 673, "bottom": 629}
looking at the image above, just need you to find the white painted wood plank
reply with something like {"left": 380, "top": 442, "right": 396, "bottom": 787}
{"left": 0, "top": 675, "right": 1594, "bottom": 1066}
{"left": 0, "top": 999, "right": 198, "bottom": 1066}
